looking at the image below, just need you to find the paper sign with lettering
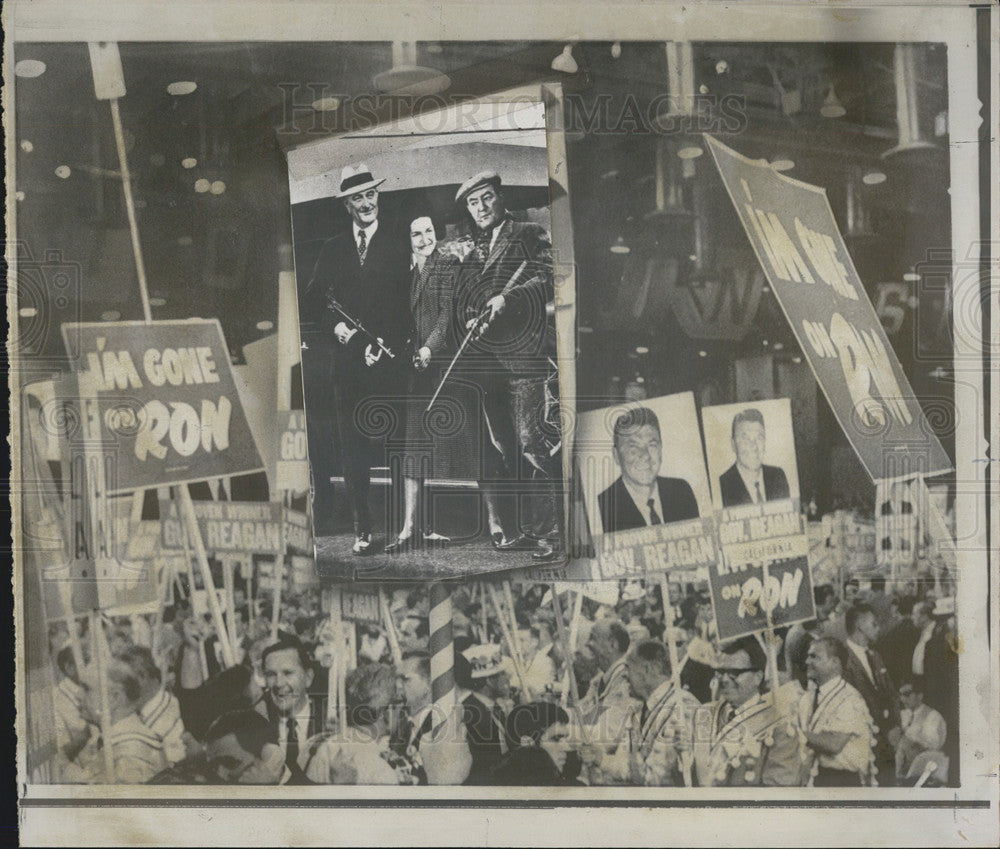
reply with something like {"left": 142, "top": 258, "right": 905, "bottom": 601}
{"left": 161, "top": 500, "right": 286, "bottom": 555}
{"left": 705, "top": 136, "right": 951, "bottom": 481}
{"left": 341, "top": 590, "right": 381, "bottom": 624}
{"left": 276, "top": 409, "right": 310, "bottom": 493}
{"left": 61, "top": 319, "right": 264, "bottom": 493}
{"left": 701, "top": 398, "right": 814, "bottom": 640}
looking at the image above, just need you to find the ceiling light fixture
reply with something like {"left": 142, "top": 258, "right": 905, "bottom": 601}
{"left": 862, "top": 170, "right": 887, "bottom": 185}
{"left": 610, "top": 42, "right": 622, "bottom": 60}
{"left": 149, "top": 297, "right": 167, "bottom": 307}
{"left": 15, "top": 59, "right": 46, "bottom": 78}
{"left": 609, "top": 236, "right": 630, "bottom": 255}
{"left": 20, "top": 140, "right": 33, "bottom": 153}
{"left": 256, "top": 320, "right": 274, "bottom": 332}
{"left": 181, "top": 157, "right": 197, "bottom": 169}
{"left": 167, "top": 81, "right": 197, "bottom": 96}
{"left": 373, "top": 41, "right": 451, "bottom": 95}
{"left": 770, "top": 156, "right": 795, "bottom": 172}
{"left": 55, "top": 165, "right": 71, "bottom": 179}
{"left": 210, "top": 180, "right": 226, "bottom": 195}
{"left": 311, "top": 96, "right": 341, "bottom": 111}
{"left": 820, "top": 85, "right": 846, "bottom": 118}
{"left": 551, "top": 44, "right": 578, "bottom": 74}
{"left": 194, "top": 178, "right": 210, "bottom": 193}
{"left": 19, "top": 307, "right": 38, "bottom": 318}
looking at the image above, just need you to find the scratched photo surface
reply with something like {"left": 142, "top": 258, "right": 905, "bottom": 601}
{"left": 8, "top": 6, "right": 996, "bottom": 847}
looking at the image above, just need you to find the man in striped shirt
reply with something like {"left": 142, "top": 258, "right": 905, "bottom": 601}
{"left": 624, "top": 638, "right": 701, "bottom": 786}
{"left": 118, "top": 645, "right": 189, "bottom": 764}
{"left": 690, "top": 637, "right": 803, "bottom": 787}
{"left": 78, "top": 658, "right": 168, "bottom": 784}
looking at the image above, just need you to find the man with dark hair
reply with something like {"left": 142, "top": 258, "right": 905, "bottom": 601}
{"left": 718, "top": 408, "right": 790, "bottom": 507}
{"left": 690, "top": 637, "right": 802, "bottom": 786}
{"left": 623, "top": 638, "right": 700, "bottom": 786}
{"left": 877, "top": 595, "right": 920, "bottom": 687}
{"left": 305, "top": 162, "right": 411, "bottom": 554}
{"left": 261, "top": 635, "right": 325, "bottom": 772}
{"left": 784, "top": 583, "right": 837, "bottom": 687}
{"left": 452, "top": 170, "right": 564, "bottom": 563}
{"left": 53, "top": 645, "right": 93, "bottom": 777}
{"left": 843, "top": 603, "right": 899, "bottom": 782}
{"left": 796, "top": 637, "right": 876, "bottom": 786}
{"left": 205, "top": 709, "right": 312, "bottom": 785}
{"left": 889, "top": 678, "right": 947, "bottom": 781}
{"left": 598, "top": 407, "right": 699, "bottom": 533}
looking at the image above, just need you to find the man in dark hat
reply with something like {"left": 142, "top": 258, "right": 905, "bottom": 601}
{"left": 304, "top": 162, "right": 411, "bottom": 554}
{"left": 452, "top": 171, "right": 564, "bottom": 563}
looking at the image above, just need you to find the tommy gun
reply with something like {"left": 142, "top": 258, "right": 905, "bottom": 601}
{"left": 327, "top": 296, "right": 396, "bottom": 359}
{"left": 426, "top": 258, "right": 530, "bottom": 412}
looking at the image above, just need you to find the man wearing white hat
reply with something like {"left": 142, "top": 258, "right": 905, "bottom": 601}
{"left": 452, "top": 171, "right": 563, "bottom": 564}
{"left": 460, "top": 643, "right": 512, "bottom": 784}
{"left": 304, "top": 162, "right": 411, "bottom": 554}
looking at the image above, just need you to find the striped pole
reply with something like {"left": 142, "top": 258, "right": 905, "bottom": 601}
{"left": 428, "top": 582, "right": 456, "bottom": 734}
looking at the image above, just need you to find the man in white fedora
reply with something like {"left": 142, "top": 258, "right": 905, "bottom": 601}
{"left": 304, "top": 162, "right": 411, "bottom": 554}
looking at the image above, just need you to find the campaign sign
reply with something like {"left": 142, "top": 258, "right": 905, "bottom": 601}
{"left": 594, "top": 516, "right": 718, "bottom": 580}
{"left": 705, "top": 136, "right": 951, "bottom": 481}
{"left": 61, "top": 319, "right": 264, "bottom": 494}
{"left": 707, "top": 529, "right": 816, "bottom": 641}
{"left": 341, "top": 589, "right": 381, "bottom": 624}
{"left": 162, "top": 500, "right": 286, "bottom": 555}
{"left": 275, "top": 409, "right": 310, "bottom": 493}
{"left": 701, "top": 399, "right": 815, "bottom": 640}
{"left": 576, "top": 392, "right": 716, "bottom": 580}
{"left": 283, "top": 507, "right": 312, "bottom": 556}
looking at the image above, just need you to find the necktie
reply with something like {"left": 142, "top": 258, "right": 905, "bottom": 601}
{"left": 639, "top": 702, "right": 650, "bottom": 729}
{"left": 490, "top": 704, "right": 508, "bottom": 754}
{"left": 865, "top": 649, "right": 877, "bottom": 682}
{"left": 754, "top": 480, "right": 763, "bottom": 504}
{"left": 285, "top": 715, "right": 299, "bottom": 768}
{"left": 718, "top": 703, "right": 735, "bottom": 737}
{"left": 647, "top": 499, "right": 662, "bottom": 526}
{"left": 357, "top": 227, "right": 368, "bottom": 266}
{"left": 473, "top": 229, "right": 491, "bottom": 266}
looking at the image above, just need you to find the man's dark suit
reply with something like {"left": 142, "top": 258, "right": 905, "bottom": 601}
{"left": 877, "top": 617, "right": 920, "bottom": 688}
{"left": 453, "top": 216, "right": 561, "bottom": 543}
{"left": 719, "top": 463, "right": 790, "bottom": 507}
{"left": 843, "top": 643, "right": 899, "bottom": 780}
{"left": 306, "top": 222, "right": 411, "bottom": 536}
{"left": 598, "top": 475, "right": 699, "bottom": 534}
{"left": 461, "top": 692, "right": 507, "bottom": 785}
